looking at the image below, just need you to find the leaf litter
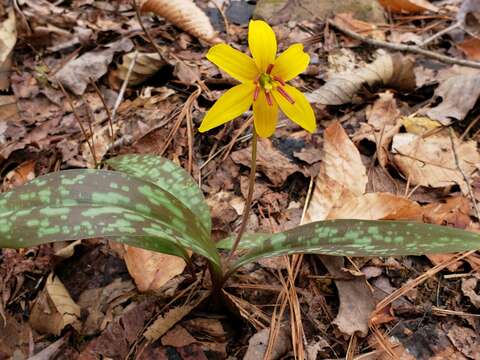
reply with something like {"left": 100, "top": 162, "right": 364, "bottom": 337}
{"left": 1, "top": 0, "right": 480, "bottom": 358}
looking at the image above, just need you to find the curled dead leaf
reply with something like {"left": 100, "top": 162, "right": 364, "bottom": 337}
{"left": 110, "top": 52, "right": 166, "bottom": 89}
{"left": 333, "top": 13, "right": 385, "bottom": 41}
{"left": 29, "top": 273, "right": 81, "bottom": 335}
{"left": 378, "top": 0, "right": 438, "bottom": 13}
{"left": 308, "top": 53, "right": 415, "bottom": 105}
{"left": 141, "top": 0, "right": 220, "bottom": 43}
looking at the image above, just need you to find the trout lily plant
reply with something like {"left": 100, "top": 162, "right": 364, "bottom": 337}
{"left": 0, "top": 154, "right": 479, "bottom": 288}
{"left": 1, "top": 22, "right": 479, "bottom": 290}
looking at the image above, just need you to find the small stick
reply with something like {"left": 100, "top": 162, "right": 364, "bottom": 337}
{"left": 133, "top": 0, "right": 166, "bottom": 62}
{"left": 420, "top": 22, "right": 461, "bottom": 46}
{"left": 328, "top": 19, "right": 480, "bottom": 69}
{"left": 111, "top": 50, "right": 138, "bottom": 122}
{"left": 90, "top": 79, "right": 114, "bottom": 140}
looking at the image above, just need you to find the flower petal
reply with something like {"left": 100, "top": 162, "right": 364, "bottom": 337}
{"left": 253, "top": 91, "right": 279, "bottom": 138}
{"left": 272, "top": 44, "right": 310, "bottom": 82}
{"left": 273, "top": 85, "right": 316, "bottom": 133}
{"left": 248, "top": 20, "right": 277, "bottom": 73}
{"left": 199, "top": 83, "right": 255, "bottom": 133}
{"left": 207, "top": 44, "right": 258, "bottom": 82}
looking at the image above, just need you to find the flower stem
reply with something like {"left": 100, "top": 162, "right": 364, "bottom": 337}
{"left": 226, "top": 130, "right": 258, "bottom": 264}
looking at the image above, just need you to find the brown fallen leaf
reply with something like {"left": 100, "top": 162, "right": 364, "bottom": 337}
{"left": 141, "top": 0, "right": 220, "bottom": 43}
{"left": 461, "top": 277, "right": 480, "bottom": 308}
{"left": 333, "top": 13, "right": 385, "bottom": 41}
{"left": 457, "top": 37, "right": 480, "bottom": 61}
{"left": 110, "top": 52, "right": 166, "bottom": 88}
{"left": 328, "top": 192, "right": 422, "bottom": 221}
{"left": 423, "top": 72, "right": 480, "bottom": 125}
{"left": 377, "top": 0, "right": 438, "bottom": 13}
{"left": 392, "top": 132, "right": 480, "bottom": 194}
{"left": 30, "top": 273, "right": 81, "bottom": 335}
{"left": 123, "top": 246, "right": 188, "bottom": 293}
{"left": 308, "top": 53, "right": 416, "bottom": 105}
{"left": 0, "top": 8, "right": 16, "bottom": 90}
{"left": 161, "top": 325, "right": 196, "bottom": 347}
{"left": 352, "top": 91, "right": 402, "bottom": 167}
{"left": 458, "top": 0, "right": 480, "bottom": 37}
{"left": 144, "top": 290, "right": 209, "bottom": 342}
{"left": 445, "top": 323, "right": 480, "bottom": 359}
{"left": 2, "top": 159, "right": 36, "bottom": 191}
{"left": 231, "top": 138, "right": 304, "bottom": 187}
{"left": 55, "top": 38, "right": 134, "bottom": 95}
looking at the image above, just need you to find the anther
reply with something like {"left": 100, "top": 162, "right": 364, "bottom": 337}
{"left": 253, "top": 85, "right": 260, "bottom": 101}
{"left": 265, "top": 91, "right": 273, "bottom": 106}
{"left": 266, "top": 64, "right": 274, "bottom": 74}
{"left": 273, "top": 76, "right": 285, "bottom": 86}
{"left": 277, "top": 86, "right": 295, "bottom": 104}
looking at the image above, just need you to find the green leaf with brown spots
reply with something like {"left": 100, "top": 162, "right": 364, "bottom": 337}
{"left": 220, "top": 220, "right": 480, "bottom": 273}
{"left": 0, "top": 170, "right": 221, "bottom": 271}
{"left": 106, "top": 154, "right": 211, "bottom": 235}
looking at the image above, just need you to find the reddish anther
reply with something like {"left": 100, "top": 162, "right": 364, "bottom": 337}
{"left": 265, "top": 91, "right": 273, "bottom": 106}
{"left": 277, "top": 86, "right": 295, "bottom": 104}
{"left": 253, "top": 85, "right": 260, "bottom": 101}
{"left": 273, "top": 76, "right": 285, "bottom": 86}
{"left": 266, "top": 64, "right": 274, "bottom": 74}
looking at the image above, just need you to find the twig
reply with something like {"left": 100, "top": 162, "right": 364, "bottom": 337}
{"left": 56, "top": 81, "right": 98, "bottom": 168}
{"left": 420, "top": 22, "right": 461, "bottom": 46}
{"left": 210, "top": 0, "right": 230, "bottom": 41}
{"left": 133, "top": 0, "right": 166, "bottom": 62}
{"left": 448, "top": 128, "right": 480, "bottom": 219}
{"left": 111, "top": 50, "right": 138, "bottom": 122}
{"left": 328, "top": 19, "right": 480, "bottom": 69}
{"left": 90, "top": 79, "right": 114, "bottom": 140}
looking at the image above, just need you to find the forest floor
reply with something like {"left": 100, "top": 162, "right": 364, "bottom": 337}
{"left": 1, "top": 0, "right": 480, "bottom": 359}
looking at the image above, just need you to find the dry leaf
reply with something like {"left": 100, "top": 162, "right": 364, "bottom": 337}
{"left": 55, "top": 38, "right": 134, "bottom": 95}
{"left": 445, "top": 323, "right": 480, "bottom": 359}
{"left": 401, "top": 116, "right": 441, "bottom": 135}
{"left": 110, "top": 52, "right": 166, "bottom": 88}
{"left": 144, "top": 290, "right": 209, "bottom": 341}
{"left": 352, "top": 91, "right": 402, "bottom": 167}
{"left": 328, "top": 192, "right": 422, "bottom": 220}
{"left": 392, "top": 132, "right": 480, "bottom": 194}
{"left": 333, "top": 13, "right": 385, "bottom": 40}
{"left": 458, "top": 0, "right": 480, "bottom": 37}
{"left": 141, "top": 0, "right": 220, "bottom": 43}
{"left": 243, "top": 326, "right": 291, "bottom": 360}
{"left": 308, "top": 53, "right": 415, "bottom": 105}
{"left": 461, "top": 277, "right": 480, "bottom": 308}
{"left": 2, "top": 159, "right": 36, "bottom": 191}
{"left": 123, "top": 246, "right": 188, "bottom": 292}
{"left": 457, "top": 37, "right": 480, "bottom": 61}
{"left": 378, "top": 0, "right": 438, "bottom": 13}
{"left": 423, "top": 73, "right": 480, "bottom": 125}
{"left": 0, "top": 8, "right": 16, "bottom": 90}
{"left": 30, "top": 273, "right": 81, "bottom": 335}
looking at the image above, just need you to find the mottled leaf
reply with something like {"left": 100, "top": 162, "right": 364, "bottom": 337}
{"left": 0, "top": 170, "right": 221, "bottom": 269}
{"left": 106, "top": 154, "right": 211, "bottom": 235}
{"left": 218, "top": 220, "right": 480, "bottom": 273}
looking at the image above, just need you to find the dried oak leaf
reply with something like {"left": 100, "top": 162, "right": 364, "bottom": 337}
{"left": 123, "top": 246, "right": 187, "bottom": 292}
{"left": 308, "top": 53, "right": 415, "bottom": 105}
{"left": 377, "top": 0, "right": 438, "bottom": 13}
{"left": 457, "top": 37, "right": 480, "bottom": 61}
{"left": 461, "top": 277, "right": 480, "bottom": 308}
{"left": 423, "top": 72, "right": 480, "bottom": 125}
{"left": 392, "top": 132, "right": 480, "bottom": 194}
{"left": 141, "top": 0, "right": 220, "bottom": 43}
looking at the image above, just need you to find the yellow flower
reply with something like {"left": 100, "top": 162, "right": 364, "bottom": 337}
{"left": 198, "top": 20, "right": 316, "bottom": 138}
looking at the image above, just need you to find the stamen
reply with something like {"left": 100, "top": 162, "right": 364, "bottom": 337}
{"left": 277, "top": 86, "right": 295, "bottom": 104}
{"left": 265, "top": 91, "right": 273, "bottom": 106}
{"left": 266, "top": 64, "right": 274, "bottom": 74}
{"left": 253, "top": 85, "right": 260, "bottom": 101}
{"left": 273, "top": 76, "right": 285, "bottom": 86}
